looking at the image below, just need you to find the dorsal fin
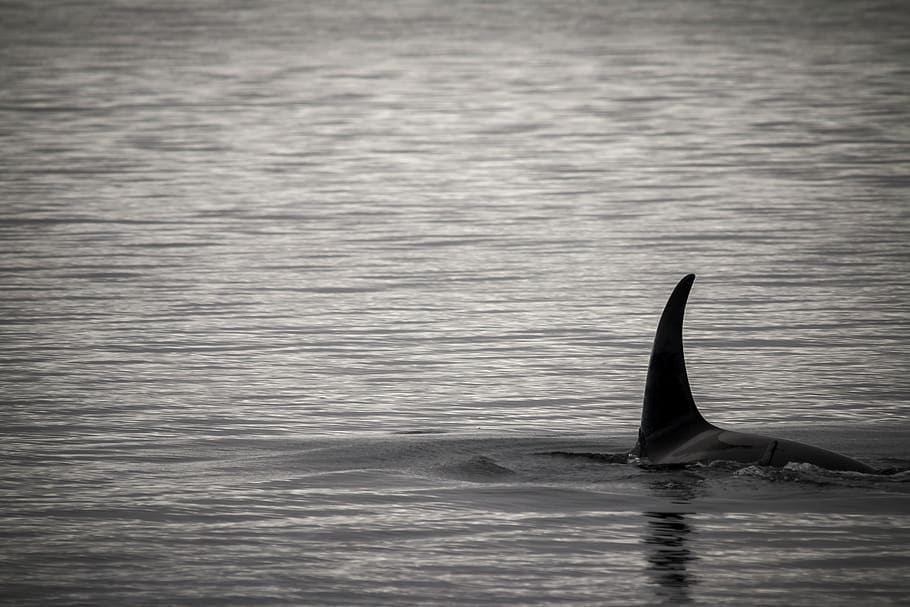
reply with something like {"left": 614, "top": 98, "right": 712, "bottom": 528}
{"left": 638, "top": 274, "right": 713, "bottom": 455}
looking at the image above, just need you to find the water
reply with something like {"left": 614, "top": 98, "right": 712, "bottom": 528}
{"left": 2, "top": 0, "right": 910, "bottom": 604}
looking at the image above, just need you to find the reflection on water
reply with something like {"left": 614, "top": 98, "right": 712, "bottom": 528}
{"left": 1, "top": 0, "right": 909, "bottom": 437}
{"left": 647, "top": 472, "right": 707, "bottom": 504}
{"left": 643, "top": 512, "right": 698, "bottom": 604}
{"left": 641, "top": 472, "right": 700, "bottom": 603}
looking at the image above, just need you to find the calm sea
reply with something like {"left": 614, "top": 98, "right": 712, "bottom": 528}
{"left": 2, "top": 1, "right": 909, "bottom": 605}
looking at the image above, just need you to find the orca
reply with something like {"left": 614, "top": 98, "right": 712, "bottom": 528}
{"left": 631, "top": 273, "right": 875, "bottom": 473}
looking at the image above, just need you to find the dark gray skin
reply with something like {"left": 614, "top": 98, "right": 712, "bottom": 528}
{"left": 631, "top": 274, "right": 875, "bottom": 473}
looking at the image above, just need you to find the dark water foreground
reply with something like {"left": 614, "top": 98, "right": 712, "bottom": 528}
{"left": 3, "top": 429, "right": 909, "bottom": 606}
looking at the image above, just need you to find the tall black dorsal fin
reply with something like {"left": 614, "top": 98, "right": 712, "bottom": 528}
{"left": 639, "top": 274, "right": 713, "bottom": 449}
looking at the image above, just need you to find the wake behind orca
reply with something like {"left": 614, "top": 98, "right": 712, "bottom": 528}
{"left": 631, "top": 274, "right": 875, "bottom": 473}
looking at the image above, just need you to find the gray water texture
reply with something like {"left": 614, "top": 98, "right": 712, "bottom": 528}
{"left": 2, "top": 1, "right": 910, "bottom": 605}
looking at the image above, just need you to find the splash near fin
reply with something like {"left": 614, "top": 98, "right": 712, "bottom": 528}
{"left": 638, "top": 274, "right": 713, "bottom": 458}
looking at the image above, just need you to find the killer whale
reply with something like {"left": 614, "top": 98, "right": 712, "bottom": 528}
{"left": 631, "top": 274, "right": 874, "bottom": 473}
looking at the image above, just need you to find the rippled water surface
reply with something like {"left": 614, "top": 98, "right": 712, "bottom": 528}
{"left": 2, "top": 1, "right": 910, "bottom": 605}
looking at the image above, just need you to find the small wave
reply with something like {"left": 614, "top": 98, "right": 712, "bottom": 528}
{"left": 873, "top": 468, "right": 910, "bottom": 481}
{"left": 732, "top": 463, "right": 832, "bottom": 485}
{"left": 539, "top": 451, "right": 631, "bottom": 464}
{"left": 731, "top": 461, "right": 909, "bottom": 486}
{"left": 435, "top": 455, "right": 516, "bottom": 481}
